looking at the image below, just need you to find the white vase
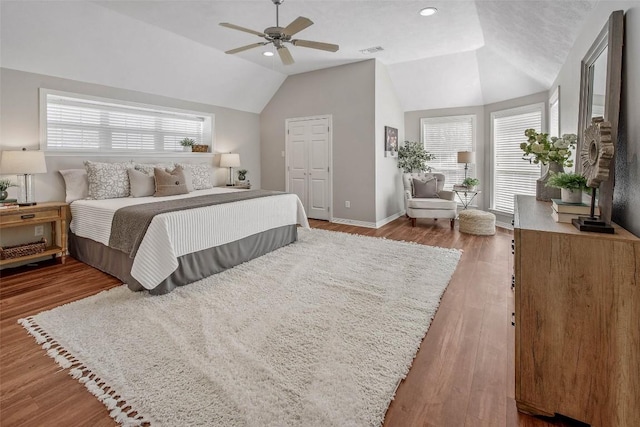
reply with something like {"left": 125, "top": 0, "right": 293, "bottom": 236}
{"left": 183, "top": 146, "right": 192, "bottom": 152}
{"left": 561, "top": 188, "right": 583, "bottom": 204}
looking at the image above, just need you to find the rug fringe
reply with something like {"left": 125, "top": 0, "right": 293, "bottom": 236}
{"left": 18, "top": 317, "right": 151, "bottom": 426}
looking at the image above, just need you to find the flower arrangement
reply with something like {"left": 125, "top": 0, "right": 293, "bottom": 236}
{"left": 0, "top": 178, "right": 16, "bottom": 192}
{"left": 237, "top": 169, "right": 248, "bottom": 181}
{"left": 520, "top": 129, "right": 577, "bottom": 167}
{"left": 397, "top": 141, "right": 435, "bottom": 173}
{"left": 546, "top": 172, "right": 587, "bottom": 190}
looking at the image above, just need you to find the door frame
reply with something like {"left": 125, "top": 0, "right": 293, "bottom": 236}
{"left": 285, "top": 114, "right": 333, "bottom": 222}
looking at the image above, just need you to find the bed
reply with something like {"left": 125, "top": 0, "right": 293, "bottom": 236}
{"left": 68, "top": 187, "right": 309, "bottom": 295}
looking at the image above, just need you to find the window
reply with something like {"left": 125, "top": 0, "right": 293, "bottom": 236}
{"left": 40, "top": 89, "right": 213, "bottom": 153}
{"left": 421, "top": 115, "right": 475, "bottom": 190}
{"left": 549, "top": 86, "right": 560, "bottom": 138}
{"left": 491, "top": 103, "right": 544, "bottom": 214}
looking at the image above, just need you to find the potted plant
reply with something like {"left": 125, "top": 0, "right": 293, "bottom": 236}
{"left": 180, "top": 138, "right": 195, "bottom": 152}
{"left": 397, "top": 141, "right": 435, "bottom": 173}
{"left": 520, "top": 130, "right": 578, "bottom": 201}
{"left": 462, "top": 177, "right": 479, "bottom": 191}
{"left": 546, "top": 172, "right": 587, "bottom": 203}
{"left": 236, "top": 169, "right": 248, "bottom": 183}
{"left": 0, "top": 178, "right": 15, "bottom": 201}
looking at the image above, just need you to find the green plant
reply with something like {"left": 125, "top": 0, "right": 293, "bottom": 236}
{"left": 546, "top": 172, "right": 587, "bottom": 190}
{"left": 0, "top": 178, "right": 15, "bottom": 192}
{"left": 520, "top": 130, "right": 577, "bottom": 167}
{"left": 180, "top": 138, "right": 195, "bottom": 147}
{"left": 397, "top": 141, "right": 435, "bottom": 173}
{"left": 462, "top": 177, "right": 479, "bottom": 188}
{"left": 237, "top": 169, "right": 248, "bottom": 180}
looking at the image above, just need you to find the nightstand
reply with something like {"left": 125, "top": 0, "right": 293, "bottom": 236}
{"left": 0, "top": 202, "right": 68, "bottom": 266}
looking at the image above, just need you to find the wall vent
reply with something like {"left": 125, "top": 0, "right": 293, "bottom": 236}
{"left": 359, "top": 46, "right": 384, "bottom": 54}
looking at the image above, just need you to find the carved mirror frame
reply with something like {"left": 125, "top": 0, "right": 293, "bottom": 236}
{"left": 577, "top": 10, "right": 624, "bottom": 223}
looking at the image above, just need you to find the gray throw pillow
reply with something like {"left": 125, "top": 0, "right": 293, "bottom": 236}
{"left": 154, "top": 166, "right": 189, "bottom": 197}
{"left": 413, "top": 178, "right": 439, "bottom": 198}
{"left": 128, "top": 168, "right": 155, "bottom": 197}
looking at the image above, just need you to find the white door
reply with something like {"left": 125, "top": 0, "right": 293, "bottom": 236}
{"left": 286, "top": 117, "right": 331, "bottom": 220}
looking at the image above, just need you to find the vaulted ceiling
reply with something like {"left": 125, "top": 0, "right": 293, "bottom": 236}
{"left": 1, "top": 0, "right": 596, "bottom": 113}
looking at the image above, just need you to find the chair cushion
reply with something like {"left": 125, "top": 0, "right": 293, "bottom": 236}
{"left": 413, "top": 178, "right": 439, "bottom": 198}
{"left": 407, "top": 197, "right": 457, "bottom": 210}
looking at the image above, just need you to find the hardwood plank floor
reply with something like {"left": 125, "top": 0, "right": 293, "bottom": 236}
{"left": 0, "top": 217, "right": 577, "bottom": 426}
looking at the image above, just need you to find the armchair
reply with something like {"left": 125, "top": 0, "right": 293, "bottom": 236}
{"left": 403, "top": 172, "right": 457, "bottom": 228}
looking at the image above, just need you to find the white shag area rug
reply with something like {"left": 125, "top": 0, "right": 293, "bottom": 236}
{"left": 20, "top": 228, "right": 461, "bottom": 427}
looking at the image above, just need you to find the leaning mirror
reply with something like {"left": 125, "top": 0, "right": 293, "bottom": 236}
{"left": 576, "top": 10, "right": 623, "bottom": 224}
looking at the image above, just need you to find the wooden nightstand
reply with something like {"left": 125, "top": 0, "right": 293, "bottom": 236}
{"left": 0, "top": 202, "right": 68, "bottom": 266}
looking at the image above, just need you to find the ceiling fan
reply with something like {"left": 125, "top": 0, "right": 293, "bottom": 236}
{"left": 220, "top": 0, "right": 339, "bottom": 65}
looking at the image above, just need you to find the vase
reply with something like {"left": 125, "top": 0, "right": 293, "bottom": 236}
{"left": 0, "top": 190, "right": 7, "bottom": 201}
{"left": 183, "top": 146, "right": 192, "bottom": 152}
{"left": 561, "top": 188, "right": 583, "bottom": 204}
{"left": 536, "top": 161, "right": 563, "bottom": 201}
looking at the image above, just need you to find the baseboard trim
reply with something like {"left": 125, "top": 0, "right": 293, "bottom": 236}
{"left": 331, "top": 218, "right": 378, "bottom": 229}
{"left": 375, "top": 211, "right": 405, "bottom": 228}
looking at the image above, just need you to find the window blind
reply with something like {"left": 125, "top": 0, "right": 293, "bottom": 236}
{"left": 421, "top": 115, "right": 475, "bottom": 190}
{"left": 44, "top": 94, "right": 208, "bottom": 152}
{"left": 492, "top": 105, "right": 543, "bottom": 214}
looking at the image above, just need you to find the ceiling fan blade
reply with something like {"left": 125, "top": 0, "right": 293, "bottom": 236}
{"left": 219, "top": 22, "right": 265, "bottom": 37}
{"left": 292, "top": 39, "right": 339, "bottom": 52}
{"left": 277, "top": 46, "right": 295, "bottom": 65}
{"left": 225, "top": 43, "right": 266, "bottom": 55}
{"left": 282, "top": 16, "right": 313, "bottom": 36}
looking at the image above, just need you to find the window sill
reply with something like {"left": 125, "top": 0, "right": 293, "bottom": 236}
{"left": 43, "top": 150, "right": 216, "bottom": 158}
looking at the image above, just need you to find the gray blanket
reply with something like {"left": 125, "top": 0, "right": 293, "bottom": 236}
{"left": 109, "top": 190, "right": 283, "bottom": 258}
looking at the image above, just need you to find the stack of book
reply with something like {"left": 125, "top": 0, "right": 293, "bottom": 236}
{"left": 0, "top": 199, "right": 19, "bottom": 210}
{"left": 551, "top": 198, "right": 599, "bottom": 223}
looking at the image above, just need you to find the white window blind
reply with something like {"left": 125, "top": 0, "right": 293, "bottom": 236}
{"left": 549, "top": 86, "right": 560, "bottom": 138}
{"left": 421, "top": 115, "right": 475, "bottom": 190}
{"left": 43, "top": 91, "right": 212, "bottom": 152}
{"left": 492, "top": 104, "right": 544, "bottom": 214}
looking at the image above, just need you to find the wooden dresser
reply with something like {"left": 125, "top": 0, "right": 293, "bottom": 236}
{"left": 513, "top": 195, "right": 639, "bottom": 426}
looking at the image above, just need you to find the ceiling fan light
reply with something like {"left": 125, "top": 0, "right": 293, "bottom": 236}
{"left": 263, "top": 51, "right": 275, "bottom": 57}
{"left": 419, "top": 7, "right": 438, "bottom": 17}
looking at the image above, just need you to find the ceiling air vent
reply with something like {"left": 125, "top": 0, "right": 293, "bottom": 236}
{"left": 359, "top": 46, "right": 384, "bottom": 55}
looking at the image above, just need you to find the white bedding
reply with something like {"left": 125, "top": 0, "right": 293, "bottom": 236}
{"left": 70, "top": 188, "right": 309, "bottom": 290}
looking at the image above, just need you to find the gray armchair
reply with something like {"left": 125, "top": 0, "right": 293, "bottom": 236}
{"left": 403, "top": 172, "right": 457, "bottom": 228}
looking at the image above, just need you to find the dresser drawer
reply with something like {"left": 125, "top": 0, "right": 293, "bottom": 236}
{"left": 0, "top": 208, "right": 61, "bottom": 226}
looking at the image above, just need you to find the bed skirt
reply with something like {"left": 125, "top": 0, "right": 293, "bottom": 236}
{"left": 69, "top": 225, "right": 298, "bottom": 295}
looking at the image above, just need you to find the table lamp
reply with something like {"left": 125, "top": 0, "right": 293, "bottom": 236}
{"left": 0, "top": 149, "right": 47, "bottom": 206}
{"left": 457, "top": 151, "right": 475, "bottom": 182}
{"left": 220, "top": 153, "right": 241, "bottom": 186}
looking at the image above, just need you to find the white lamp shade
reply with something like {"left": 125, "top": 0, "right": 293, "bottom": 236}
{"left": 220, "top": 153, "right": 241, "bottom": 168}
{"left": 457, "top": 151, "right": 475, "bottom": 164}
{"left": 0, "top": 150, "right": 47, "bottom": 174}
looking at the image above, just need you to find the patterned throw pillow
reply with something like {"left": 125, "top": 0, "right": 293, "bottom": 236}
{"left": 134, "top": 163, "right": 175, "bottom": 176}
{"left": 175, "top": 163, "right": 213, "bottom": 190}
{"left": 154, "top": 166, "right": 189, "bottom": 197}
{"left": 84, "top": 161, "right": 133, "bottom": 200}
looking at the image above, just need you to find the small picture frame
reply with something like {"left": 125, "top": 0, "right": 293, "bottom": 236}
{"left": 385, "top": 126, "right": 398, "bottom": 157}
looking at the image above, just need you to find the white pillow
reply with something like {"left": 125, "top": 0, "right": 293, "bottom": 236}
{"left": 127, "top": 168, "right": 155, "bottom": 197}
{"left": 175, "top": 163, "right": 212, "bottom": 190}
{"left": 84, "top": 161, "right": 133, "bottom": 200}
{"left": 59, "top": 169, "right": 89, "bottom": 203}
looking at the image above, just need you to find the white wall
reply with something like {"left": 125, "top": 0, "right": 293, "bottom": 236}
{"left": 550, "top": 1, "right": 640, "bottom": 237}
{"left": 374, "top": 61, "right": 405, "bottom": 224}
{"left": 260, "top": 60, "right": 376, "bottom": 224}
{"left": 0, "top": 0, "right": 284, "bottom": 114}
{"left": 0, "top": 68, "right": 262, "bottom": 202}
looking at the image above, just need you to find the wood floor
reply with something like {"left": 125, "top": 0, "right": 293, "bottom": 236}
{"left": 0, "top": 217, "right": 577, "bottom": 427}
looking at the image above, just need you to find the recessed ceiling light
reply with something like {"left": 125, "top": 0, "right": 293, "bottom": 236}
{"left": 263, "top": 51, "right": 274, "bottom": 57}
{"left": 419, "top": 7, "right": 438, "bottom": 17}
